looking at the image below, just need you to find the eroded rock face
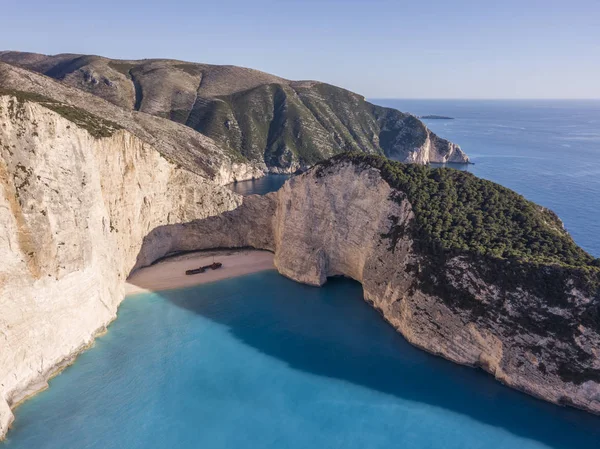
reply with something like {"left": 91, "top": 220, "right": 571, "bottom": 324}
{"left": 135, "top": 160, "right": 600, "bottom": 416}
{"left": 272, "top": 164, "right": 412, "bottom": 286}
{"left": 133, "top": 193, "right": 276, "bottom": 271}
{"left": 280, "top": 166, "right": 600, "bottom": 415}
{"left": 0, "top": 97, "right": 242, "bottom": 438}
{"left": 0, "top": 62, "right": 265, "bottom": 184}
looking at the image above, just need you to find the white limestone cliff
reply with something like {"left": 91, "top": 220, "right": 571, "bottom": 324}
{"left": 0, "top": 96, "right": 242, "bottom": 438}
{"left": 403, "top": 131, "right": 468, "bottom": 164}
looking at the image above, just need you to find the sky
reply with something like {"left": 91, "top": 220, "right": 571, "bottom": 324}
{"left": 2, "top": 0, "right": 599, "bottom": 99}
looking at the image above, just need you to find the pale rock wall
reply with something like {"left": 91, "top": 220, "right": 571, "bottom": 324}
{"left": 403, "top": 131, "right": 467, "bottom": 164}
{"left": 215, "top": 162, "right": 265, "bottom": 185}
{"left": 132, "top": 193, "right": 276, "bottom": 271}
{"left": 133, "top": 160, "right": 600, "bottom": 416}
{"left": 273, "top": 163, "right": 599, "bottom": 414}
{"left": 0, "top": 96, "right": 242, "bottom": 438}
{"left": 272, "top": 164, "right": 409, "bottom": 286}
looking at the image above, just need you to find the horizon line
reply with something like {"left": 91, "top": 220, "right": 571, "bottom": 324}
{"left": 369, "top": 97, "right": 600, "bottom": 101}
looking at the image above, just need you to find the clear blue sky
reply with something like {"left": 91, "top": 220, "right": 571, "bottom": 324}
{"left": 3, "top": 0, "right": 599, "bottom": 99}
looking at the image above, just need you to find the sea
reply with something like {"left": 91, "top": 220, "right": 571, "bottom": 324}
{"left": 373, "top": 99, "right": 600, "bottom": 257}
{"left": 4, "top": 100, "right": 600, "bottom": 449}
{"left": 229, "top": 173, "right": 291, "bottom": 196}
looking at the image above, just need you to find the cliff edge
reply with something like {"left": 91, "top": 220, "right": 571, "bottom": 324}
{"left": 135, "top": 155, "right": 600, "bottom": 415}
{"left": 0, "top": 93, "right": 243, "bottom": 438}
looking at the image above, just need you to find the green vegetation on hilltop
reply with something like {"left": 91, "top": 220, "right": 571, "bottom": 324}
{"left": 319, "top": 153, "right": 600, "bottom": 269}
{"left": 0, "top": 89, "right": 121, "bottom": 138}
{"left": 319, "top": 154, "right": 600, "bottom": 386}
{"left": 0, "top": 52, "right": 469, "bottom": 169}
{"left": 184, "top": 81, "right": 445, "bottom": 169}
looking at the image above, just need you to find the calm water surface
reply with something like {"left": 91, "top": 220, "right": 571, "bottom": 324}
{"left": 5, "top": 272, "right": 600, "bottom": 449}
{"left": 228, "top": 174, "right": 291, "bottom": 196}
{"left": 372, "top": 99, "right": 600, "bottom": 257}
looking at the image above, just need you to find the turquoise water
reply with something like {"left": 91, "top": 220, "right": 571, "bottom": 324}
{"left": 372, "top": 99, "right": 600, "bottom": 257}
{"left": 5, "top": 271, "right": 600, "bottom": 449}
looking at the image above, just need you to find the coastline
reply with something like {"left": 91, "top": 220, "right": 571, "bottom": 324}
{"left": 3, "top": 321, "right": 113, "bottom": 440}
{"left": 125, "top": 249, "right": 275, "bottom": 295}
{"left": 1, "top": 249, "right": 274, "bottom": 440}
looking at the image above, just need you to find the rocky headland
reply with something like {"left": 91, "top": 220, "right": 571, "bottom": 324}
{"left": 133, "top": 155, "right": 600, "bottom": 417}
{"left": 0, "top": 52, "right": 469, "bottom": 170}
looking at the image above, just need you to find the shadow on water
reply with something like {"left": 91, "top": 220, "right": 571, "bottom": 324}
{"left": 228, "top": 174, "right": 291, "bottom": 196}
{"left": 160, "top": 271, "right": 600, "bottom": 449}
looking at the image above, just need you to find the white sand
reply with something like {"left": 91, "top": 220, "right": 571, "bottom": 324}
{"left": 125, "top": 249, "right": 275, "bottom": 295}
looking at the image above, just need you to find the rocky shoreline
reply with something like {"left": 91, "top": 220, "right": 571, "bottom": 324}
{"left": 130, "top": 158, "right": 600, "bottom": 416}
{"left": 2, "top": 153, "right": 600, "bottom": 439}
{"left": 0, "top": 96, "right": 244, "bottom": 439}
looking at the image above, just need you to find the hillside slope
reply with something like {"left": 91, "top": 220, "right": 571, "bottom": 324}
{"left": 0, "top": 52, "right": 469, "bottom": 171}
{"left": 0, "top": 62, "right": 264, "bottom": 182}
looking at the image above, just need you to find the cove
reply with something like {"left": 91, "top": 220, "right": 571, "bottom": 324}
{"left": 228, "top": 174, "right": 291, "bottom": 196}
{"left": 4, "top": 271, "right": 600, "bottom": 449}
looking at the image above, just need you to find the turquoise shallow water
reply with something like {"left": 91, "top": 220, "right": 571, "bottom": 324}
{"left": 4, "top": 272, "right": 600, "bottom": 449}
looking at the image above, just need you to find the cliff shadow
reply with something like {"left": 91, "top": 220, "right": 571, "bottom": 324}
{"left": 158, "top": 271, "right": 600, "bottom": 449}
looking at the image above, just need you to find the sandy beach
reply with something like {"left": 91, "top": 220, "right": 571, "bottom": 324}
{"left": 125, "top": 249, "right": 275, "bottom": 295}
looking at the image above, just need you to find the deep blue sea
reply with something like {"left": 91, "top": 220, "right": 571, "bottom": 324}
{"left": 5, "top": 101, "right": 600, "bottom": 448}
{"left": 373, "top": 99, "right": 600, "bottom": 257}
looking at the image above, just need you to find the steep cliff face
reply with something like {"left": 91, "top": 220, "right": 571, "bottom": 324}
{"left": 134, "top": 158, "right": 600, "bottom": 415}
{"left": 0, "top": 52, "right": 469, "bottom": 170}
{"left": 276, "top": 160, "right": 600, "bottom": 413}
{"left": 0, "top": 62, "right": 265, "bottom": 184}
{"left": 0, "top": 95, "right": 242, "bottom": 438}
